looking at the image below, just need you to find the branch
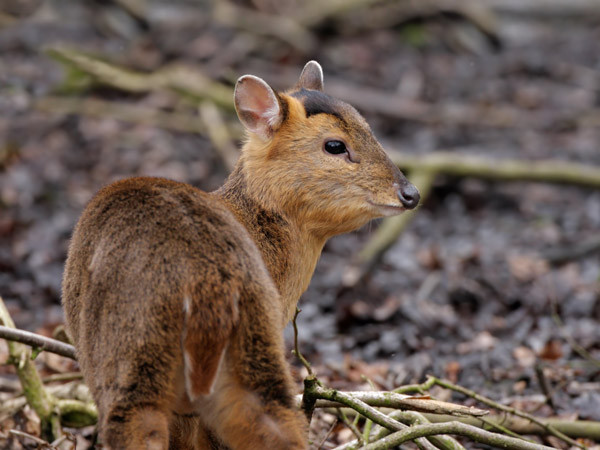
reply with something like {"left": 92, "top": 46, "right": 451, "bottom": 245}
{"left": 391, "top": 151, "right": 600, "bottom": 189}
{"left": 305, "top": 380, "right": 443, "bottom": 449}
{"left": 421, "top": 414, "right": 600, "bottom": 441}
{"left": 34, "top": 96, "right": 214, "bottom": 135}
{"left": 304, "top": 379, "right": 408, "bottom": 433}
{"left": 0, "top": 326, "right": 76, "bottom": 360}
{"left": 213, "top": 2, "right": 316, "bottom": 53}
{"left": 426, "top": 376, "right": 586, "bottom": 449}
{"left": 361, "top": 421, "right": 556, "bottom": 450}
{"left": 337, "top": 410, "right": 467, "bottom": 450}
{"left": 47, "top": 47, "right": 234, "bottom": 109}
{"left": 0, "top": 297, "right": 62, "bottom": 441}
{"left": 309, "top": 391, "right": 487, "bottom": 417}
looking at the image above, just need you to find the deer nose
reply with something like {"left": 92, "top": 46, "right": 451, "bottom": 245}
{"left": 397, "top": 182, "right": 420, "bottom": 210}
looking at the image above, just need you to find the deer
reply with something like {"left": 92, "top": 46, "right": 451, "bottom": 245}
{"left": 62, "top": 61, "right": 419, "bottom": 449}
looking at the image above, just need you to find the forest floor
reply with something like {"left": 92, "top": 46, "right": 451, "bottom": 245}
{"left": 0, "top": 1, "right": 599, "bottom": 448}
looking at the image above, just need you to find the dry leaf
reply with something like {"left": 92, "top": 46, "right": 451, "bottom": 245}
{"left": 513, "top": 346, "right": 536, "bottom": 368}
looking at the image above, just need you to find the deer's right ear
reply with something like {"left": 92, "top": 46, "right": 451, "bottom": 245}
{"left": 296, "top": 60, "right": 324, "bottom": 91}
{"left": 234, "top": 75, "right": 283, "bottom": 141}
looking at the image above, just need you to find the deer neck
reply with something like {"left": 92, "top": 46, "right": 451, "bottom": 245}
{"left": 214, "top": 165, "right": 325, "bottom": 322}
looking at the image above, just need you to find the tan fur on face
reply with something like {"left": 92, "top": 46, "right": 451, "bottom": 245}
{"left": 239, "top": 94, "right": 406, "bottom": 239}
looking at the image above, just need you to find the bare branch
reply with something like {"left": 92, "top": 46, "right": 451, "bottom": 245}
{"left": 427, "top": 376, "right": 585, "bottom": 449}
{"left": 0, "top": 326, "right": 76, "bottom": 360}
{"left": 361, "top": 421, "right": 555, "bottom": 450}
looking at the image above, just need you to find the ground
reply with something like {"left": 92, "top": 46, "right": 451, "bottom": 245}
{"left": 0, "top": 1, "right": 599, "bottom": 448}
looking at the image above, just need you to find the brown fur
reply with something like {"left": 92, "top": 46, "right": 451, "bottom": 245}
{"left": 62, "top": 61, "right": 418, "bottom": 449}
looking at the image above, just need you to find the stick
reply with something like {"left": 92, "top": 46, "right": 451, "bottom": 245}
{"left": 421, "top": 414, "right": 600, "bottom": 441}
{"left": 0, "top": 326, "right": 76, "bottom": 360}
{"left": 361, "top": 421, "right": 556, "bottom": 450}
{"left": 35, "top": 97, "right": 211, "bottom": 135}
{"left": 391, "top": 151, "right": 600, "bottom": 189}
{"left": 47, "top": 48, "right": 234, "bottom": 109}
{"left": 308, "top": 391, "right": 487, "bottom": 417}
{"left": 213, "top": 2, "right": 316, "bottom": 53}
{"left": 336, "top": 409, "right": 468, "bottom": 450}
{"left": 427, "top": 376, "right": 586, "bottom": 449}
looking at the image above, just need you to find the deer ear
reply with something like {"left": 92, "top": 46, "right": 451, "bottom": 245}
{"left": 234, "top": 75, "right": 283, "bottom": 140}
{"left": 296, "top": 60, "right": 324, "bottom": 91}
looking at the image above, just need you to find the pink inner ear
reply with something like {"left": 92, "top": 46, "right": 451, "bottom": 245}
{"left": 235, "top": 75, "right": 281, "bottom": 138}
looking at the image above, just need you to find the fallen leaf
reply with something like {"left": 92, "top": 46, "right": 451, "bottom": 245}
{"left": 513, "top": 346, "right": 536, "bottom": 368}
{"left": 538, "top": 339, "right": 563, "bottom": 361}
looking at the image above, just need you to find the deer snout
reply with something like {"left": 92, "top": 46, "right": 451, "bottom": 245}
{"left": 396, "top": 181, "right": 420, "bottom": 210}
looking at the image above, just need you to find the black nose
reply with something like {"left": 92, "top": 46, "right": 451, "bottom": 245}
{"left": 397, "top": 182, "right": 420, "bottom": 209}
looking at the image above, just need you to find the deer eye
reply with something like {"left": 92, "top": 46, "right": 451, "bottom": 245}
{"left": 324, "top": 140, "right": 347, "bottom": 155}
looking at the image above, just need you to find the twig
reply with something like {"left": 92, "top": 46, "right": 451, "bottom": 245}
{"left": 361, "top": 421, "right": 555, "bottom": 450}
{"left": 0, "top": 325, "right": 76, "bottom": 360}
{"left": 306, "top": 381, "right": 448, "bottom": 450}
{"left": 305, "top": 380, "right": 408, "bottom": 433}
{"left": 421, "top": 413, "right": 600, "bottom": 441}
{"left": 308, "top": 382, "right": 440, "bottom": 450}
{"left": 534, "top": 363, "right": 555, "bottom": 410}
{"left": 336, "top": 410, "right": 467, "bottom": 450}
{"left": 483, "top": 0, "right": 600, "bottom": 18}
{"left": 42, "top": 373, "right": 84, "bottom": 384}
{"left": 550, "top": 300, "right": 600, "bottom": 369}
{"left": 309, "top": 391, "right": 487, "bottom": 417}
{"left": 337, "top": 408, "right": 365, "bottom": 446}
{"left": 477, "top": 415, "right": 536, "bottom": 443}
{"left": 541, "top": 233, "right": 600, "bottom": 264}
{"left": 426, "top": 376, "right": 586, "bottom": 449}
{"left": 293, "top": 308, "right": 319, "bottom": 423}
{"left": 9, "top": 429, "right": 52, "bottom": 448}
{"left": 292, "top": 308, "right": 314, "bottom": 378}
{"left": 317, "top": 416, "right": 339, "bottom": 450}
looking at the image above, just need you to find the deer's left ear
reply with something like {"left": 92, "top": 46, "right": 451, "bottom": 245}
{"left": 234, "top": 75, "right": 284, "bottom": 140}
{"left": 295, "top": 60, "right": 324, "bottom": 91}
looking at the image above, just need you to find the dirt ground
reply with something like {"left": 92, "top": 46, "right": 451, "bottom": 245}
{"left": 0, "top": 0, "right": 599, "bottom": 448}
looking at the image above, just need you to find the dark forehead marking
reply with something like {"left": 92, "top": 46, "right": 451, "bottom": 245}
{"left": 290, "top": 88, "right": 345, "bottom": 122}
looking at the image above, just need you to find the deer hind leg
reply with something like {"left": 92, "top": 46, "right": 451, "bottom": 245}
{"left": 97, "top": 357, "right": 177, "bottom": 449}
{"left": 101, "top": 405, "right": 170, "bottom": 450}
{"left": 198, "top": 282, "right": 308, "bottom": 450}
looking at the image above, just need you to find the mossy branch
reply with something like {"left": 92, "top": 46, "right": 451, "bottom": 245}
{"left": 0, "top": 297, "right": 62, "bottom": 441}
{"left": 360, "top": 421, "right": 555, "bottom": 450}
{"left": 0, "top": 297, "right": 98, "bottom": 437}
{"left": 46, "top": 47, "right": 234, "bottom": 109}
{"left": 423, "top": 376, "right": 586, "bottom": 449}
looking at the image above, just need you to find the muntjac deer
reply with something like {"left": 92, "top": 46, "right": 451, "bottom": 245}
{"left": 62, "top": 61, "right": 419, "bottom": 449}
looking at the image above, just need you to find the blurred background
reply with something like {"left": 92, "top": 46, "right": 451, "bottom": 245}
{"left": 0, "top": 0, "right": 599, "bottom": 446}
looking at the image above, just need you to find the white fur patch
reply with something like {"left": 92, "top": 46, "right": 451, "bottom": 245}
{"left": 183, "top": 295, "right": 191, "bottom": 315}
